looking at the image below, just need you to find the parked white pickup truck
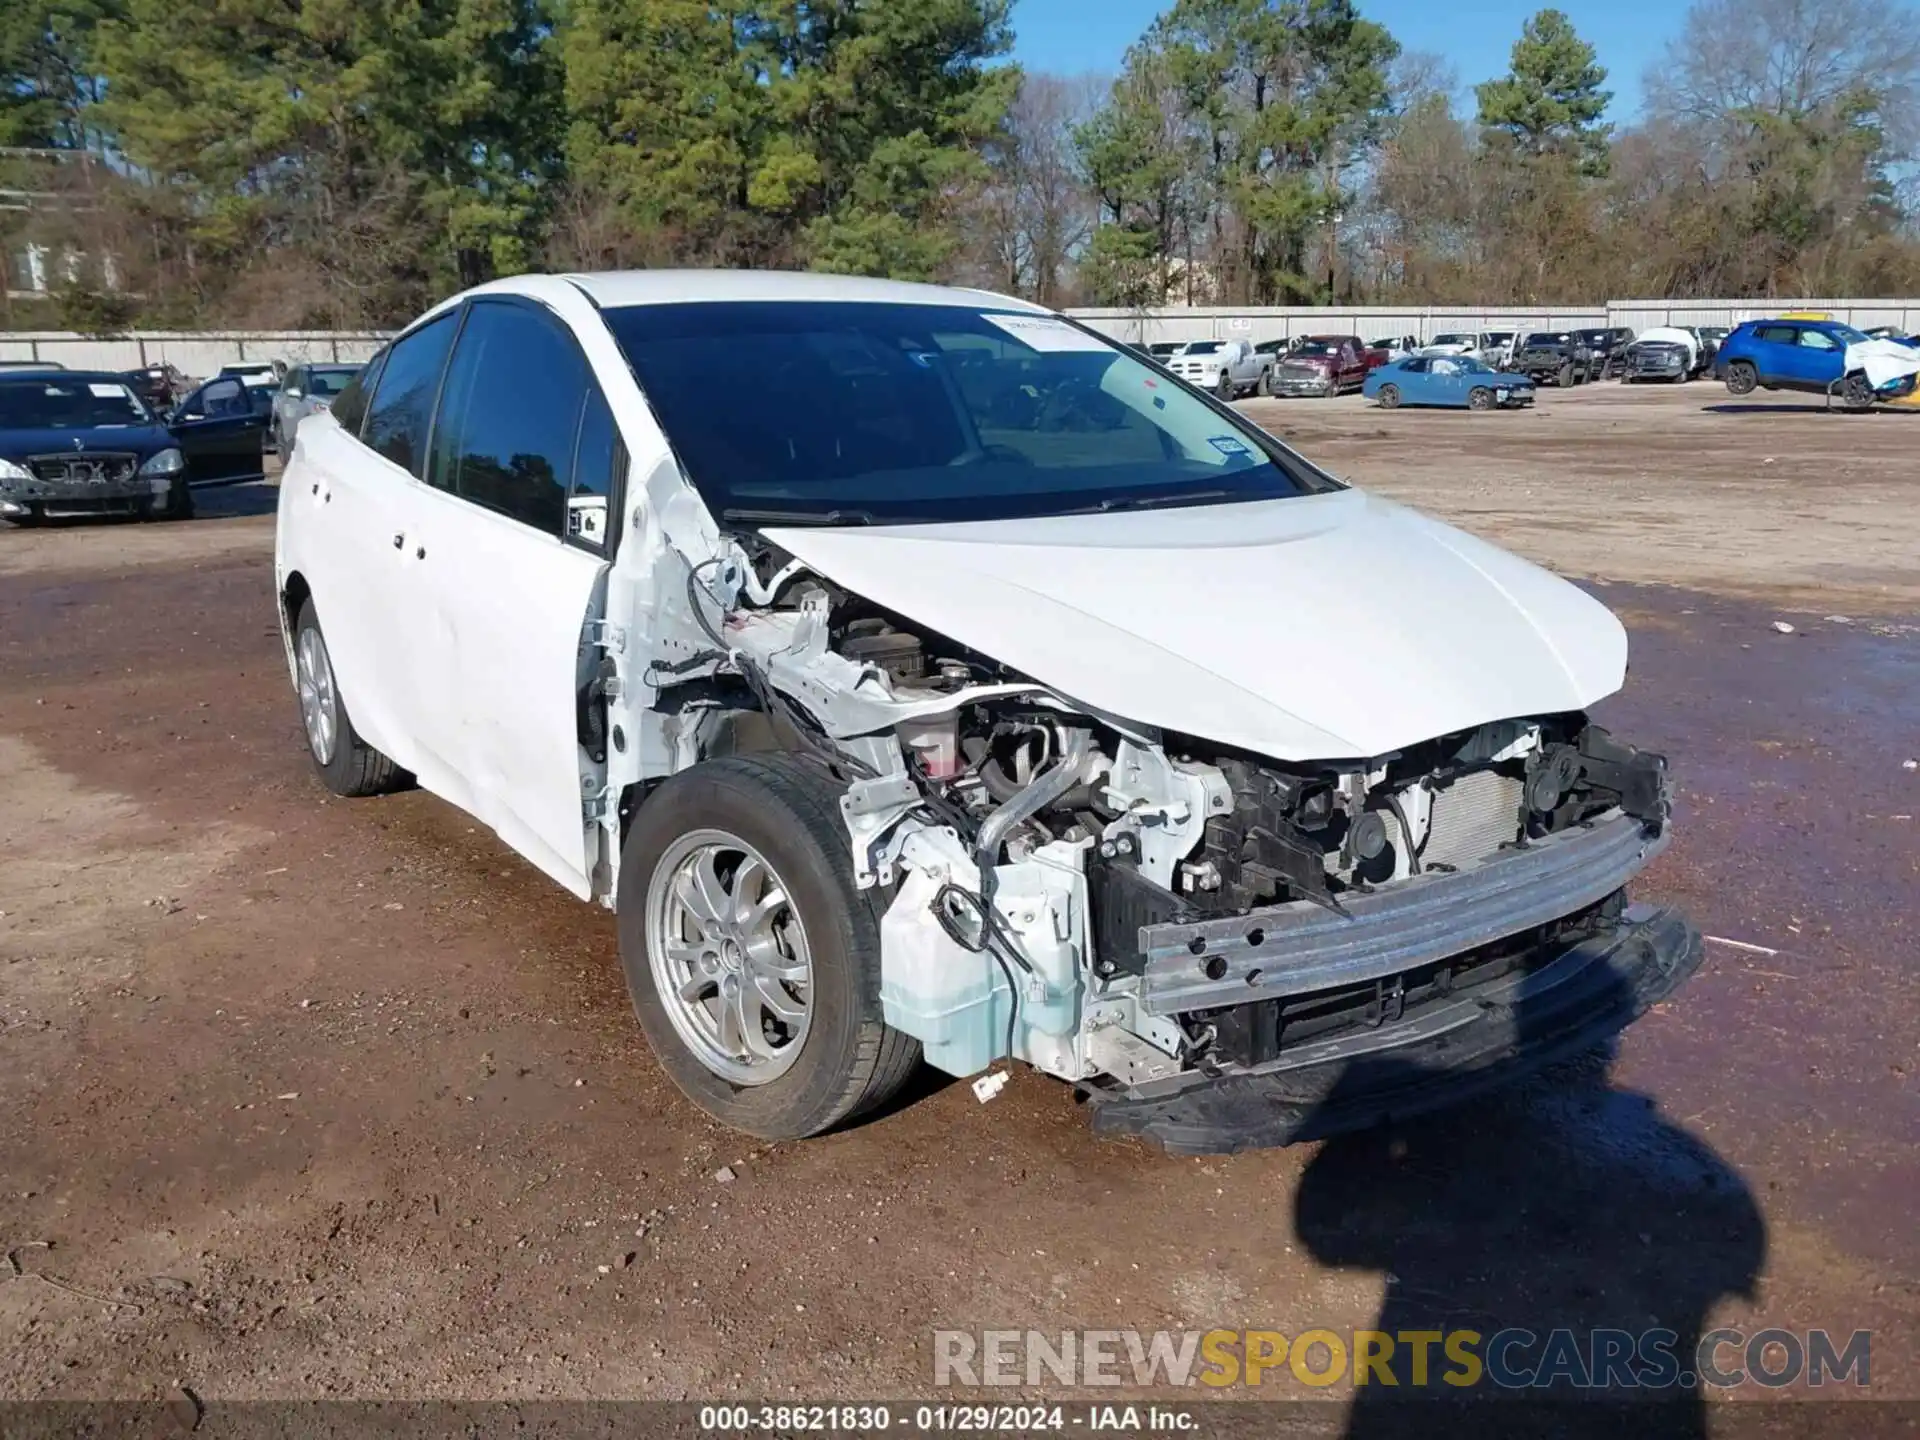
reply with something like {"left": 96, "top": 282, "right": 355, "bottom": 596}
{"left": 1166, "top": 339, "right": 1271, "bottom": 399}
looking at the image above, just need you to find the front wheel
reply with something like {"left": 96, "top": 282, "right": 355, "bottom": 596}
{"left": 1376, "top": 384, "right": 1401, "bottom": 410}
{"left": 1216, "top": 373, "right": 1235, "bottom": 401}
{"left": 617, "top": 755, "right": 920, "bottom": 1140}
{"left": 1258, "top": 369, "right": 1274, "bottom": 397}
{"left": 1839, "top": 373, "right": 1876, "bottom": 411}
{"left": 1556, "top": 362, "right": 1573, "bottom": 387}
{"left": 158, "top": 476, "right": 194, "bottom": 521}
{"left": 1468, "top": 386, "right": 1494, "bottom": 411}
{"left": 1725, "top": 361, "right": 1757, "bottom": 396}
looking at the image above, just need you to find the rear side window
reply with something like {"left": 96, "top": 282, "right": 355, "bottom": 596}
{"left": 426, "top": 300, "right": 586, "bottom": 534}
{"left": 363, "top": 315, "right": 457, "bottom": 478}
{"left": 329, "top": 351, "right": 384, "bottom": 436}
{"left": 1754, "top": 325, "right": 1797, "bottom": 345}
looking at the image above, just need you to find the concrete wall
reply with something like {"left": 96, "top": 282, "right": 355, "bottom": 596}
{"left": 1065, "top": 306, "right": 1608, "bottom": 347}
{"left": 1066, "top": 299, "right": 1920, "bottom": 346}
{"left": 0, "top": 330, "right": 388, "bottom": 376}
{"left": 2, "top": 299, "right": 1914, "bottom": 373}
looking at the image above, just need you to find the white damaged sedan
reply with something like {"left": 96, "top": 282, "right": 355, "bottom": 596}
{"left": 274, "top": 272, "right": 1700, "bottom": 1153}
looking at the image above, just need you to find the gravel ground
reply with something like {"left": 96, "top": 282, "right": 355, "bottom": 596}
{"left": 0, "top": 379, "right": 1914, "bottom": 1419}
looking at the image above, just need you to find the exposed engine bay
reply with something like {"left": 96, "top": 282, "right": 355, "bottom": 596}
{"left": 625, "top": 531, "right": 1678, "bottom": 1113}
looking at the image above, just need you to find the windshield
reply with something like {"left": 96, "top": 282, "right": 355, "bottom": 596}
{"left": 1525, "top": 333, "right": 1570, "bottom": 347}
{"left": 1828, "top": 324, "right": 1870, "bottom": 346}
{"left": 1293, "top": 341, "right": 1337, "bottom": 356}
{"left": 0, "top": 378, "right": 151, "bottom": 428}
{"left": 1431, "top": 333, "right": 1470, "bottom": 346}
{"left": 1574, "top": 330, "right": 1608, "bottom": 344}
{"left": 1485, "top": 332, "right": 1514, "bottom": 344}
{"left": 306, "top": 367, "right": 360, "bottom": 396}
{"left": 604, "top": 301, "right": 1341, "bottom": 526}
{"left": 1180, "top": 340, "right": 1223, "bottom": 355}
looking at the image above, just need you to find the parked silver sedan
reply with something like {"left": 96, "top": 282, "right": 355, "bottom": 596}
{"left": 272, "top": 364, "right": 363, "bottom": 455}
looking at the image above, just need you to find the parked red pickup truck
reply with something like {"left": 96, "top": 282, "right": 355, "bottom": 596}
{"left": 1266, "top": 335, "right": 1371, "bottom": 398}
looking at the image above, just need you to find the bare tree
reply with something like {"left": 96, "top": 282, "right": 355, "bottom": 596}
{"left": 1647, "top": 0, "right": 1920, "bottom": 151}
{"left": 968, "top": 72, "right": 1103, "bottom": 304}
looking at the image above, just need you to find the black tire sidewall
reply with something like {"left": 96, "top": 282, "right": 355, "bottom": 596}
{"left": 1378, "top": 385, "right": 1399, "bottom": 409}
{"left": 616, "top": 758, "right": 889, "bottom": 1139}
{"left": 1469, "top": 387, "right": 1492, "bottom": 410}
{"left": 294, "top": 600, "right": 362, "bottom": 794}
{"left": 1727, "top": 363, "right": 1756, "bottom": 395}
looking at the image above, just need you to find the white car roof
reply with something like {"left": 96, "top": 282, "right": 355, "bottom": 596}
{"left": 484, "top": 269, "right": 1045, "bottom": 314}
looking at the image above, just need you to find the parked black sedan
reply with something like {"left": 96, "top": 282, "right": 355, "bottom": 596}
{"left": 0, "top": 370, "right": 267, "bottom": 524}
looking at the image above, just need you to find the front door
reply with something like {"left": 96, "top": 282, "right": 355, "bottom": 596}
{"left": 171, "top": 378, "right": 267, "bottom": 485}
{"left": 400, "top": 296, "right": 613, "bottom": 898}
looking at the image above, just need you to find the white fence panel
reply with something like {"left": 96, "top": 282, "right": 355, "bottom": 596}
{"left": 0, "top": 330, "right": 388, "bottom": 375}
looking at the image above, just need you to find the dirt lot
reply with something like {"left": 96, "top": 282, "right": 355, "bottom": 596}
{"left": 0, "top": 380, "right": 1915, "bottom": 1421}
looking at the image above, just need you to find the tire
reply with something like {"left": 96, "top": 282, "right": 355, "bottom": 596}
{"left": 292, "top": 599, "right": 404, "bottom": 797}
{"left": 1725, "top": 361, "right": 1757, "bottom": 396}
{"left": 1376, "top": 384, "right": 1400, "bottom": 410}
{"left": 1258, "top": 368, "right": 1274, "bottom": 397}
{"left": 1556, "top": 362, "right": 1573, "bottom": 388}
{"left": 158, "top": 476, "right": 194, "bottom": 521}
{"left": 1468, "top": 386, "right": 1493, "bottom": 411}
{"left": 617, "top": 755, "right": 921, "bottom": 1140}
{"left": 1839, "top": 373, "right": 1875, "bottom": 412}
{"left": 1216, "top": 373, "right": 1235, "bottom": 401}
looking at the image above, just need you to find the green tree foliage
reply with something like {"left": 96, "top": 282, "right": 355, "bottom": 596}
{"left": 563, "top": 0, "right": 1015, "bottom": 278}
{"left": 0, "top": 0, "right": 115, "bottom": 147}
{"left": 1473, "top": 8, "right": 1611, "bottom": 173}
{"left": 1077, "top": 0, "right": 1398, "bottom": 304}
{"left": 90, "top": 0, "right": 562, "bottom": 322}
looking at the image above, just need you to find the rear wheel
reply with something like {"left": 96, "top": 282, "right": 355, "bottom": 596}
{"left": 293, "top": 600, "right": 404, "bottom": 797}
{"left": 1376, "top": 383, "right": 1400, "bottom": 410}
{"left": 617, "top": 755, "right": 920, "bottom": 1140}
{"left": 1468, "top": 386, "right": 1494, "bottom": 411}
{"left": 1725, "top": 361, "right": 1757, "bottom": 396}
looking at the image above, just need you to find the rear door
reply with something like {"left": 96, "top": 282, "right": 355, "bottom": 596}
{"left": 171, "top": 377, "right": 268, "bottom": 484}
{"left": 297, "top": 315, "right": 460, "bottom": 772}
{"left": 1748, "top": 325, "right": 1799, "bottom": 384}
{"left": 398, "top": 296, "right": 613, "bottom": 897}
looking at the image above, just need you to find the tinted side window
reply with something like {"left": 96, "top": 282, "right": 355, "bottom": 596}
{"left": 427, "top": 301, "right": 585, "bottom": 534}
{"left": 1754, "top": 325, "right": 1796, "bottom": 345}
{"left": 364, "top": 314, "right": 457, "bottom": 478}
{"left": 329, "top": 350, "right": 384, "bottom": 436}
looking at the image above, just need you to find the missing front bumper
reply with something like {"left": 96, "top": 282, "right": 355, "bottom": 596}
{"left": 1085, "top": 903, "right": 1701, "bottom": 1155}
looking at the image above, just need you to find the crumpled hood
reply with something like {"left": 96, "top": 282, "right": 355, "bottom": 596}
{"left": 763, "top": 490, "right": 1628, "bottom": 761}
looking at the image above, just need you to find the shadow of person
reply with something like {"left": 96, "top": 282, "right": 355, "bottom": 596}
{"left": 1292, "top": 958, "right": 1764, "bottom": 1439}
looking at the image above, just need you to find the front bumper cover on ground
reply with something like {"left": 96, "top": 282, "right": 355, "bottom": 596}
{"left": 1085, "top": 903, "right": 1702, "bottom": 1155}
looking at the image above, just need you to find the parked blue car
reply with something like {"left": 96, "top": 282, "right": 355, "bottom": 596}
{"left": 1714, "top": 318, "right": 1918, "bottom": 409}
{"left": 1363, "top": 355, "right": 1535, "bottom": 410}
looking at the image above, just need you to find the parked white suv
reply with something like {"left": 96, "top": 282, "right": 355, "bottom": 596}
{"left": 275, "top": 272, "right": 1699, "bottom": 1153}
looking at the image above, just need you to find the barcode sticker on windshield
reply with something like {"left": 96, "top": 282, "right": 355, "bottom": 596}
{"left": 981, "top": 314, "right": 1113, "bottom": 353}
{"left": 88, "top": 383, "right": 129, "bottom": 398}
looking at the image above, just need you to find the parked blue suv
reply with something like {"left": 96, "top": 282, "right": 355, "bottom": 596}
{"left": 1715, "top": 318, "right": 1913, "bottom": 409}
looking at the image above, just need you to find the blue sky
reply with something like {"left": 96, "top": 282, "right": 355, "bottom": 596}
{"left": 1010, "top": 0, "right": 1677, "bottom": 119}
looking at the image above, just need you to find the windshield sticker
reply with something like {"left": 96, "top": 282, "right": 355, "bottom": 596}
{"left": 981, "top": 313, "right": 1113, "bottom": 353}
{"left": 1208, "top": 435, "right": 1252, "bottom": 457}
{"left": 88, "top": 383, "right": 130, "bottom": 399}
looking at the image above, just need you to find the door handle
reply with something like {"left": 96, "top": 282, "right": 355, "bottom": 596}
{"left": 392, "top": 532, "right": 404, "bottom": 549}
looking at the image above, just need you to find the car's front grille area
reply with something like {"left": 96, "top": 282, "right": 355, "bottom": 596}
{"left": 1423, "top": 769, "right": 1526, "bottom": 870}
{"left": 27, "top": 452, "right": 138, "bottom": 485}
{"left": 1276, "top": 364, "right": 1324, "bottom": 381}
